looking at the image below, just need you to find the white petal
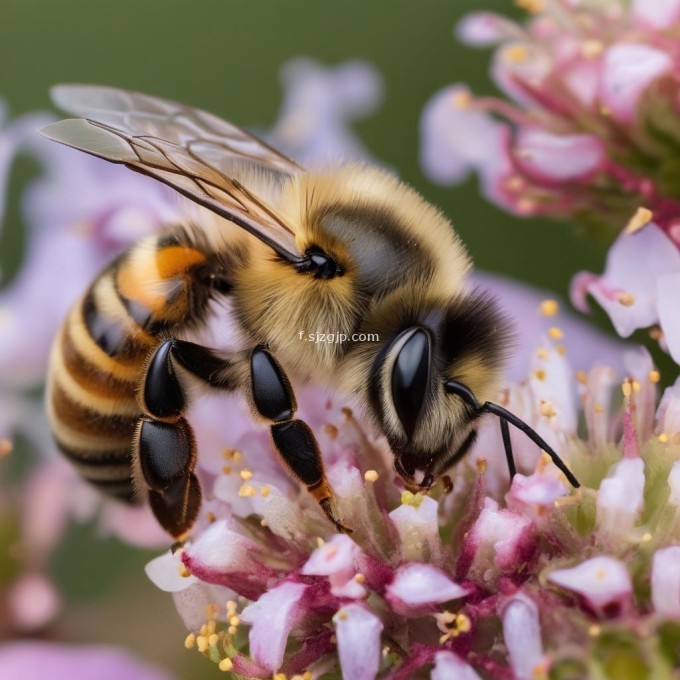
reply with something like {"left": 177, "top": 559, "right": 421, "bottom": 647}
{"left": 600, "top": 44, "right": 672, "bottom": 122}
{"left": 144, "top": 551, "right": 197, "bottom": 593}
{"left": 334, "top": 604, "right": 383, "bottom": 680}
{"left": 431, "top": 651, "right": 482, "bottom": 680}
{"left": 240, "top": 581, "right": 308, "bottom": 672}
{"left": 632, "top": 0, "right": 680, "bottom": 29}
{"left": 657, "top": 271, "right": 680, "bottom": 364}
{"left": 652, "top": 546, "right": 680, "bottom": 618}
{"left": 386, "top": 563, "right": 468, "bottom": 607}
{"left": 596, "top": 458, "right": 645, "bottom": 542}
{"left": 548, "top": 556, "right": 632, "bottom": 615}
{"left": 389, "top": 496, "right": 443, "bottom": 563}
{"left": 501, "top": 593, "right": 546, "bottom": 680}
{"left": 456, "top": 12, "right": 520, "bottom": 46}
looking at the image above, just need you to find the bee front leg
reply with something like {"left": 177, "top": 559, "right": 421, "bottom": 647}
{"left": 134, "top": 338, "right": 238, "bottom": 539}
{"left": 249, "top": 345, "right": 352, "bottom": 534}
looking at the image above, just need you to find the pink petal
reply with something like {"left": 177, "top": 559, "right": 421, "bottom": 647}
{"left": 501, "top": 593, "right": 547, "bottom": 680}
{"left": 7, "top": 573, "right": 60, "bottom": 632}
{"left": 334, "top": 603, "right": 383, "bottom": 680}
{"left": 420, "top": 85, "right": 509, "bottom": 185}
{"left": 652, "top": 546, "right": 680, "bottom": 618}
{"left": 668, "top": 461, "right": 680, "bottom": 506}
{"left": 0, "top": 642, "right": 171, "bottom": 680}
{"left": 456, "top": 12, "right": 520, "bottom": 46}
{"left": 240, "top": 581, "right": 308, "bottom": 673}
{"left": 514, "top": 129, "right": 605, "bottom": 182}
{"left": 431, "top": 651, "right": 482, "bottom": 680}
{"left": 508, "top": 473, "right": 568, "bottom": 508}
{"left": 302, "top": 533, "right": 358, "bottom": 577}
{"left": 632, "top": 0, "right": 680, "bottom": 29}
{"left": 386, "top": 563, "right": 468, "bottom": 614}
{"left": 658, "top": 379, "right": 680, "bottom": 440}
{"left": 599, "top": 44, "right": 672, "bottom": 122}
{"left": 548, "top": 556, "right": 632, "bottom": 617}
{"left": 571, "top": 224, "right": 680, "bottom": 338}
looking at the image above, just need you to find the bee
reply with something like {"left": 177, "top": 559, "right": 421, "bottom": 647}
{"left": 42, "top": 85, "right": 579, "bottom": 539}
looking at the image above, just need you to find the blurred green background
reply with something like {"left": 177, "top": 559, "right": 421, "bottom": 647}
{"left": 0, "top": 0, "right": 614, "bottom": 677}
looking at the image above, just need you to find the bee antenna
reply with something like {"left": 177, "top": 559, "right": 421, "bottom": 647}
{"left": 445, "top": 380, "right": 580, "bottom": 488}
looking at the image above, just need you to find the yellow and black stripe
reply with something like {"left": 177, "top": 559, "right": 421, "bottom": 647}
{"left": 46, "top": 233, "right": 210, "bottom": 501}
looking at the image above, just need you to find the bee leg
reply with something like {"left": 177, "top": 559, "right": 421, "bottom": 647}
{"left": 249, "top": 345, "right": 352, "bottom": 534}
{"left": 135, "top": 338, "right": 238, "bottom": 538}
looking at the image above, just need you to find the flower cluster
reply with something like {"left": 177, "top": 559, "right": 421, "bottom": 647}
{"left": 420, "top": 0, "right": 680, "bottom": 361}
{"left": 146, "top": 324, "right": 680, "bottom": 679}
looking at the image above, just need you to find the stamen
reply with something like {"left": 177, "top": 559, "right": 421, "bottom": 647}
{"left": 548, "top": 327, "right": 564, "bottom": 340}
{"left": 364, "top": 469, "right": 379, "bottom": 482}
{"left": 184, "top": 633, "right": 196, "bottom": 649}
{"left": 649, "top": 370, "right": 661, "bottom": 384}
{"left": 239, "top": 469, "right": 253, "bottom": 480}
{"left": 218, "top": 659, "right": 233, "bottom": 672}
{"left": 616, "top": 291, "right": 635, "bottom": 307}
{"left": 260, "top": 485, "right": 271, "bottom": 497}
{"left": 625, "top": 207, "right": 653, "bottom": 234}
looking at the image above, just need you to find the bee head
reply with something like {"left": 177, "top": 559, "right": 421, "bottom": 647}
{"left": 366, "top": 290, "right": 512, "bottom": 484}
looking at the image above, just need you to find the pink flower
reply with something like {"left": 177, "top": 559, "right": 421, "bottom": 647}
{"left": 0, "top": 641, "right": 171, "bottom": 680}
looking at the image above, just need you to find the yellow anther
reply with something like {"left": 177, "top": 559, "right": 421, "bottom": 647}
{"left": 240, "top": 469, "right": 253, "bottom": 481}
{"left": 205, "top": 603, "right": 219, "bottom": 620}
{"left": 517, "top": 0, "right": 544, "bottom": 12}
{"left": 355, "top": 573, "right": 366, "bottom": 584}
{"left": 206, "top": 620, "right": 216, "bottom": 635}
{"left": 641, "top": 532, "right": 653, "bottom": 542}
{"left": 222, "top": 448, "right": 236, "bottom": 459}
{"left": 184, "top": 633, "right": 196, "bottom": 649}
{"left": 316, "top": 537, "right": 325, "bottom": 548}
{"left": 452, "top": 90, "right": 472, "bottom": 109}
{"left": 455, "top": 613, "right": 471, "bottom": 634}
{"left": 588, "top": 624, "right": 601, "bottom": 637}
{"left": 229, "top": 615, "right": 240, "bottom": 627}
{"left": 238, "top": 484, "right": 257, "bottom": 497}
{"left": 536, "top": 347, "right": 549, "bottom": 360}
{"left": 548, "top": 326, "right": 564, "bottom": 340}
{"left": 324, "top": 424, "right": 338, "bottom": 439}
{"left": 576, "top": 370, "right": 588, "bottom": 384}
{"left": 208, "top": 633, "right": 219, "bottom": 646}
{"left": 540, "top": 401, "right": 557, "bottom": 419}
{"left": 622, "top": 381, "right": 633, "bottom": 398}
{"left": 594, "top": 403, "right": 604, "bottom": 413}
{"left": 196, "top": 635, "right": 209, "bottom": 652}
{"left": 556, "top": 345, "right": 566, "bottom": 356}
{"left": 534, "top": 369, "right": 546, "bottom": 382}
{"left": 260, "top": 518, "right": 268, "bottom": 527}
{"left": 261, "top": 485, "right": 272, "bottom": 497}
{"left": 291, "top": 675, "right": 306, "bottom": 680}
{"left": 273, "top": 674, "right": 287, "bottom": 680}
{"left": 401, "top": 490, "right": 426, "bottom": 508}
{"left": 504, "top": 45, "right": 528, "bottom": 63}
{"left": 226, "top": 599, "right": 237, "bottom": 613}
{"left": 625, "top": 207, "right": 653, "bottom": 234}
{"left": 228, "top": 625, "right": 238, "bottom": 635}
{"left": 219, "top": 658, "right": 234, "bottom": 672}
{"left": 364, "top": 469, "right": 379, "bottom": 482}
{"left": 616, "top": 291, "right": 636, "bottom": 307}
{"left": 649, "top": 370, "right": 661, "bottom": 384}
{"left": 477, "top": 458, "right": 487, "bottom": 474}
{"left": 179, "top": 563, "right": 191, "bottom": 578}
{"left": 206, "top": 511, "right": 216, "bottom": 523}
{"left": 335, "top": 610, "right": 349, "bottom": 621}
{"left": 221, "top": 466, "right": 232, "bottom": 475}
{"left": 0, "top": 439, "right": 12, "bottom": 457}
{"left": 632, "top": 380, "right": 641, "bottom": 393}
{"left": 581, "top": 40, "right": 604, "bottom": 59}
{"left": 303, "top": 673, "right": 312, "bottom": 680}
{"left": 659, "top": 433, "right": 669, "bottom": 444}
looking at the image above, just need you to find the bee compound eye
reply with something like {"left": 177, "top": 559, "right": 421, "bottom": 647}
{"left": 391, "top": 327, "right": 431, "bottom": 439}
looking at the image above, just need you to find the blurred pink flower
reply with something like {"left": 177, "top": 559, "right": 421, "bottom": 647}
{"left": 421, "top": 2, "right": 680, "bottom": 363}
{"left": 0, "top": 641, "right": 172, "bottom": 680}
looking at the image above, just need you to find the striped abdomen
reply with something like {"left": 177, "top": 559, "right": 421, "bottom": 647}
{"left": 46, "top": 233, "right": 210, "bottom": 501}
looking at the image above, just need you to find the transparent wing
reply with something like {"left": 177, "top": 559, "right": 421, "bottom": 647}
{"left": 40, "top": 85, "right": 304, "bottom": 262}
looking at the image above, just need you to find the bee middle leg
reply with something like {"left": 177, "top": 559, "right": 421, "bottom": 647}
{"left": 249, "top": 345, "right": 352, "bottom": 534}
{"left": 134, "top": 338, "right": 238, "bottom": 539}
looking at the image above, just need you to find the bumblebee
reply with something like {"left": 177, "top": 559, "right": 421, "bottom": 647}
{"left": 42, "top": 85, "right": 578, "bottom": 539}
